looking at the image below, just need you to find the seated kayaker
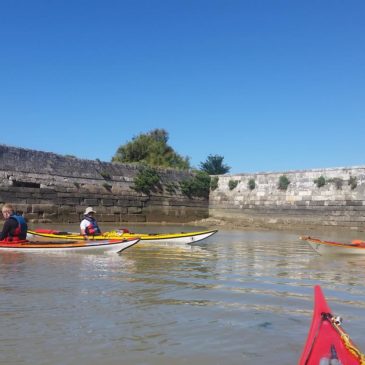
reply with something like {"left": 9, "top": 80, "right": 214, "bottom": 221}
{"left": 80, "top": 207, "right": 102, "bottom": 238}
{"left": 0, "top": 203, "right": 28, "bottom": 242}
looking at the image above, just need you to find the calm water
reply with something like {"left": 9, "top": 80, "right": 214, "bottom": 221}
{"left": 1, "top": 225, "right": 365, "bottom": 365}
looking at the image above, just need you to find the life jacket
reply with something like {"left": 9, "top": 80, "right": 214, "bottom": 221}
{"left": 83, "top": 215, "right": 101, "bottom": 235}
{"left": 3, "top": 214, "right": 28, "bottom": 241}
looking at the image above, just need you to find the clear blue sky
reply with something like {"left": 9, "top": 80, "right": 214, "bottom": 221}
{"left": 1, "top": 1, "right": 364, "bottom": 174}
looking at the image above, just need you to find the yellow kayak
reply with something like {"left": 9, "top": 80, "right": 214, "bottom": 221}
{"left": 27, "top": 228, "right": 218, "bottom": 245}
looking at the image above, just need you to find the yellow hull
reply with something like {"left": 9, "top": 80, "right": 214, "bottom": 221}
{"left": 28, "top": 229, "right": 218, "bottom": 245}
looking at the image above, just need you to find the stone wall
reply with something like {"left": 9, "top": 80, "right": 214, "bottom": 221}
{"left": 209, "top": 167, "right": 365, "bottom": 230}
{"left": 3, "top": 145, "right": 364, "bottom": 230}
{"left": 0, "top": 145, "right": 209, "bottom": 223}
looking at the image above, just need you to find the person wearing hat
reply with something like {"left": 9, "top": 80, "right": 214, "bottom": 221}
{"left": 80, "top": 207, "right": 102, "bottom": 237}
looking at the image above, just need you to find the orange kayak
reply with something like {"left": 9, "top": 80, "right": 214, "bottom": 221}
{"left": 300, "top": 236, "right": 365, "bottom": 255}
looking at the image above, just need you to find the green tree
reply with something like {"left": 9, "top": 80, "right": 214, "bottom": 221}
{"left": 199, "top": 154, "right": 230, "bottom": 175}
{"left": 112, "top": 129, "right": 190, "bottom": 169}
{"left": 180, "top": 171, "right": 211, "bottom": 198}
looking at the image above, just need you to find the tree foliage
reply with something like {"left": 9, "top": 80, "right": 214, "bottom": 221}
{"left": 180, "top": 171, "right": 211, "bottom": 198}
{"left": 199, "top": 154, "right": 230, "bottom": 175}
{"left": 112, "top": 129, "right": 190, "bottom": 169}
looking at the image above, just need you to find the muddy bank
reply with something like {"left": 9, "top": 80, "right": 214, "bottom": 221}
{"left": 189, "top": 217, "right": 365, "bottom": 236}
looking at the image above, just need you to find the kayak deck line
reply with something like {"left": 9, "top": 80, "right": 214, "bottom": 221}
{"left": 299, "top": 285, "right": 365, "bottom": 365}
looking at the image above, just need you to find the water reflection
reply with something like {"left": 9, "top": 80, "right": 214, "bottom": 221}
{"left": 0, "top": 227, "right": 365, "bottom": 365}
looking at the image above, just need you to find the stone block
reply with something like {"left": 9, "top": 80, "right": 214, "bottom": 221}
{"left": 32, "top": 204, "right": 57, "bottom": 213}
{"left": 43, "top": 213, "right": 58, "bottom": 219}
{"left": 0, "top": 192, "right": 15, "bottom": 201}
{"left": 58, "top": 206, "right": 74, "bottom": 213}
{"left": 101, "top": 199, "right": 114, "bottom": 206}
{"left": 59, "top": 197, "right": 81, "bottom": 205}
{"left": 345, "top": 200, "right": 363, "bottom": 206}
{"left": 127, "top": 206, "right": 142, "bottom": 214}
{"left": 121, "top": 214, "right": 146, "bottom": 222}
{"left": 83, "top": 199, "right": 99, "bottom": 206}
{"left": 60, "top": 213, "right": 79, "bottom": 223}
{"left": 25, "top": 213, "right": 39, "bottom": 220}
{"left": 127, "top": 200, "right": 143, "bottom": 207}
{"left": 99, "top": 214, "right": 118, "bottom": 222}
{"left": 110, "top": 206, "right": 128, "bottom": 214}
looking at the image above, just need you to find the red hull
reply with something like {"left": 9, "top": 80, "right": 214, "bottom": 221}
{"left": 299, "top": 286, "right": 363, "bottom": 364}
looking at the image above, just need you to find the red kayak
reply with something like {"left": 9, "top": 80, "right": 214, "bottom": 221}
{"left": 299, "top": 285, "right": 365, "bottom": 364}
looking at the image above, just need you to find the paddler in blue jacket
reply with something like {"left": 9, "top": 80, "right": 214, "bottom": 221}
{"left": 80, "top": 207, "right": 102, "bottom": 238}
{"left": 0, "top": 203, "right": 28, "bottom": 241}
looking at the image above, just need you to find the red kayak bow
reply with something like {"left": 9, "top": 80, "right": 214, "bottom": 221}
{"left": 299, "top": 285, "right": 365, "bottom": 365}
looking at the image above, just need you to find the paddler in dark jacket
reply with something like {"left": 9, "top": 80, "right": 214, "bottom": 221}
{"left": 80, "top": 207, "right": 102, "bottom": 237}
{"left": 0, "top": 203, "right": 28, "bottom": 241}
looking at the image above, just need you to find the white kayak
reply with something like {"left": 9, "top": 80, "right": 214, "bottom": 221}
{"left": 0, "top": 238, "right": 140, "bottom": 253}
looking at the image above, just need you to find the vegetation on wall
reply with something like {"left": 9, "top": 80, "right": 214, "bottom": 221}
{"left": 112, "top": 129, "right": 190, "bottom": 169}
{"left": 180, "top": 171, "right": 211, "bottom": 198}
{"left": 314, "top": 176, "right": 326, "bottom": 188}
{"left": 103, "top": 182, "right": 112, "bottom": 191}
{"left": 199, "top": 154, "right": 230, "bottom": 175}
{"left": 165, "top": 181, "right": 179, "bottom": 194}
{"left": 348, "top": 176, "right": 357, "bottom": 190}
{"left": 210, "top": 176, "right": 219, "bottom": 191}
{"left": 328, "top": 177, "right": 343, "bottom": 190}
{"left": 228, "top": 179, "right": 239, "bottom": 190}
{"left": 248, "top": 178, "right": 256, "bottom": 190}
{"left": 278, "top": 175, "right": 290, "bottom": 190}
{"left": 100, "top": 171, "right": 112, "bottom": 180}
{"left": 131, "top": 164, "right": 161, "bottom": 195}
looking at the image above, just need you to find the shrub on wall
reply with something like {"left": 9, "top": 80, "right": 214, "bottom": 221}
{"left": 180, "top": 171, "right": 211, "bottom": 198}
{"left": 248, "top": 178, "right": 256, "bottom": 190}
{"left": 278, "top": 175, "right": 290, "bottom": 190}
{"left": 348, "top": 176, "right": 357, "bottom": 190}
{"left": 228, "top": 179, "right": 239, "bottom": 190}
{"left": 314, "top": 176, "right": 326, "bottom": 188}
{"left": 100, "top": 171, "right": 112, "bottom": 180}
{"left": 131, "top": 165, "right": 161, "bottom": 195}
{"left": 210, "top": 176, "right": 219, "bottom": 191}
{"left": 103, "top": 182, "right": 112, "bottom": 191}
{"left": 165, "top": 182, "right": 179, "bottom": 194}
{"left": 328, "top": 177, "right": 343, "bottom": 190}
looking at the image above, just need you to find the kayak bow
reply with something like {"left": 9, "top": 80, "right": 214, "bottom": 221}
{"left": 299, "top": 285, "right": 365, "bottom": 365}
